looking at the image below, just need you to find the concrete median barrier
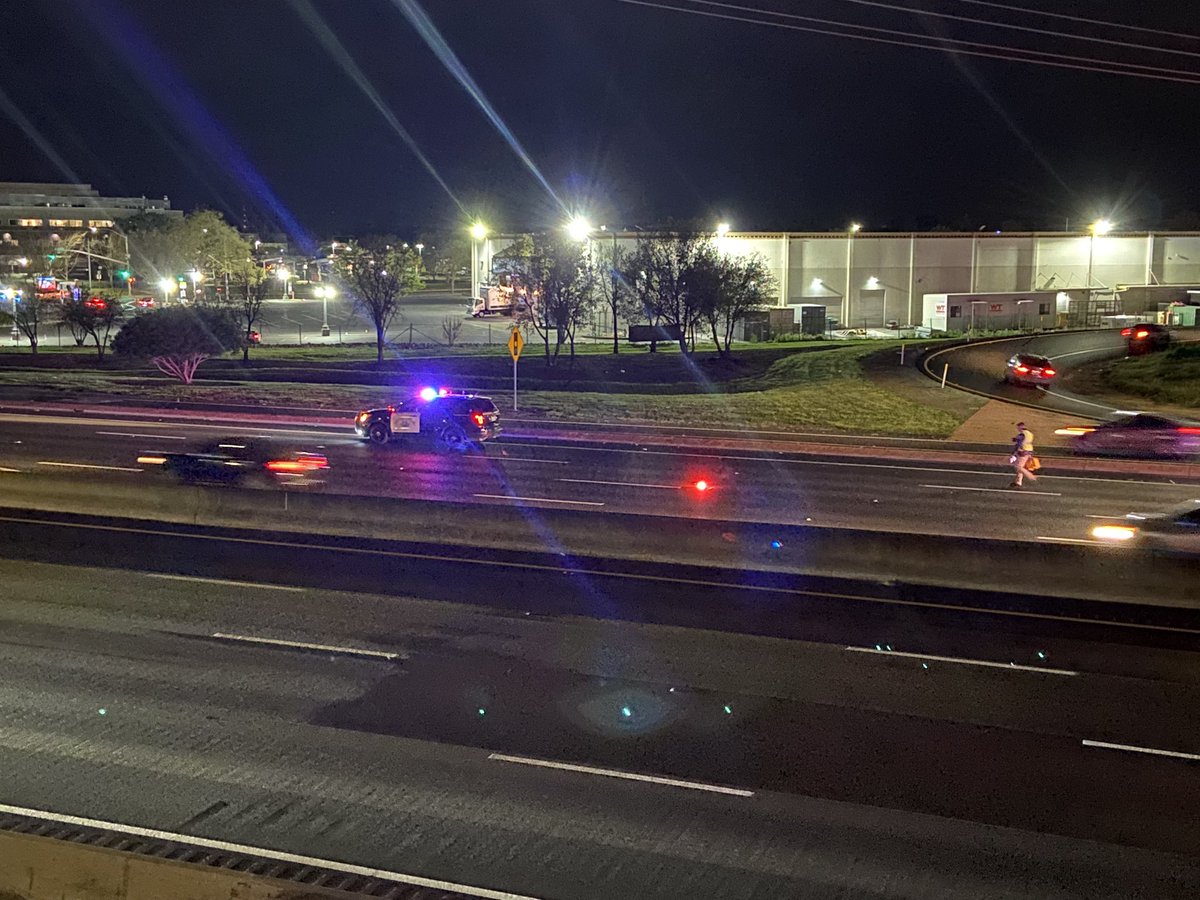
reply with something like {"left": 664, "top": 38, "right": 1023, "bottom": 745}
{"left": 0, "top": 472, "right": 1195, "bottom": 606}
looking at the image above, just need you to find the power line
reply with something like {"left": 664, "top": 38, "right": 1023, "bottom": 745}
{"left": 821, "top": 0, "right": 1200, "bottom": 59}
{"left": 614, "top": 0, "right": 1200, "bottom": 84}
{"left": 953, "top": 0, "right": 1200, "bottom": 43}
{"left": 683, "top": 0, "right": 1200, "bottom": 77}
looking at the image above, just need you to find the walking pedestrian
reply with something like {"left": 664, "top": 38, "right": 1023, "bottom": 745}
{"left": 1010, "top": 421, "right": 1038, "bottom": 488}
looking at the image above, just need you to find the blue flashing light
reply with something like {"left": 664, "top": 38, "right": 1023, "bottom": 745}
{"left": 770, "top": 540, "right": 783, "bottom": 550}
{"left": 419, "top": 386, "right": 438, "bottom": 402}
{"left": 620, "top": 705, "right": 633, "bottom": 719}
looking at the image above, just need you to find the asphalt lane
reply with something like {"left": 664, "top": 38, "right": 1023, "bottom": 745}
{"left": 926, "top": 329, "right": 1200, "bottom": 419}
{"left": 1, "top": 558, "right": 1199, "bottom": 898}
{"left": 0, "top": 412, "right": 1196, "bottom": 544}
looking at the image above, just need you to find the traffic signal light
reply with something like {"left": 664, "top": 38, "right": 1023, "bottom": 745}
{"left": 46, "top": 253, "right": 56, "bottom": 262}
{"left": 117, "top": 269, "right": 131, "bottom": 280}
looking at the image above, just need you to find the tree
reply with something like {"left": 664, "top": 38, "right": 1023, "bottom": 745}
{"left": 417, "top": 229, "right": 470, "bottom": 291}
{"left": 695, "top": 249, "right": 776, "bottom": 357}
{"left": 112, "top": 307, "right": 239, "bottom": 383}
{"left": 626, "top": 232, "right": 708, "bottom": 354}
{"left": 61, "top": 297, "right": 121, "bottom": 360}
{"left": 7, "top": 289, "right": 56, "bottom": 355}
{"left": 330, "top": 240, "right": 423, "bottom": 363}
{"left": 499, "top": 233, "right": 595, "bottom": 365}
{"left": 125, "top": 209, "right": 248, "bottom": 296}
{"left": 224, "top": 258, "right": 271, "bottom": 362}
{"left": 594, "top": 238, "right": 634, "bottom": 354}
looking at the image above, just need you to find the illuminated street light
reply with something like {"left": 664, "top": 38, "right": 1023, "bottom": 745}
{"left": 276, "top": 266, "right": 290, "bottom": 300}
{"left": 716, "top": 222, "right": 730, "bottom": 237}
{"left": 415, "top": 242, "right": 424, "bottom": 255}
{"left": 470, "top": 221, "right": 488, "bottom": 241}
{"left": 158, "top": 277, "right": 175, "bottom": 305}
{"left": 866, "top": 276, "right": 880, "bottom": 289}
{"left": 15, "top": 257, "right": 28, "bottom": 267}
{"left": 566, "top": 216, "right": 592, "bottom": 242}
{"left": 850, "top": 222, "right": 862, "bottom": 233}
{"left": 1090, "top": 218, "right": 1114, "bottom": 235}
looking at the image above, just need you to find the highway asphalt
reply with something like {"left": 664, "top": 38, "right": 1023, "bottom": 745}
{"left": 1, "top": 552, "right": 1199, "bottom": 898}
{"left": 924, "top": 328, "right": 1200, "bottom": 418}
{"left": 0, "top": 411, "right": 1196, "bottom": 546}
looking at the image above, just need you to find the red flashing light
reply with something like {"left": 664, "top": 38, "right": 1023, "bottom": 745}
{"left": 471, "top": 412, "right": 486, "bottom": 427}
{"left": 694, "top": 479, "right": 710, "bottom": 492}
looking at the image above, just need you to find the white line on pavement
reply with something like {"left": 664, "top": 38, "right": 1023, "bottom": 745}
{"left": 1043, "top": 390, "right": 1119, "bottom": 412}
{"left": 96, "top": 431, "right": 187, "bottom": 440}
{"left": 845, "top": 646, "right": 1077, "bottom": 675}
{"left": 0, "top": 466, "right": 21, "bottom": 473}
{"left": 145, "top": 574, "right": 304, "bottom": 592}
{"left": 558, "top": 477, "right": 679, "bottom": 490}
{"left": 921, "top": 483, "right": 1062, "bottom": 496}
{"left": 211, "top": 632, "right": 401, "bottom": 660}
{"left": 1081, "top": 739, "right": 1200, "bottom": 762}
{"left": 1037, "top": 536, "right": 1103, "bottom": 546}
{"left": 37, "top": 461, "right": 143, "bottom": 472}
{"left": 490, "top": 456, "right": 569, "bottom": 465}
{"left": 0, "top": 800, "right": 543, "bottom": 900}
{"left": 474, "top": 493, "right": 604, "bottom": 507}
{"left": 488, "top": 753, "right": 755, "bottom": 797}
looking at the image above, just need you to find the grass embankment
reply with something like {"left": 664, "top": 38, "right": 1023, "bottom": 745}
{"left": 1099, "top": 344, "right": 1200, "bottom": 409}
{"left": 0, "top": 343, "right": 965, "bottom": 436}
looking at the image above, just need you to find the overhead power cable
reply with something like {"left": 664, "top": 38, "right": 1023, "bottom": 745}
{"left": 613, "top": 0, "right": 1200, "bottom": 85}
{"left": 953, "top": 0, "right": 1200, "bottom": 43}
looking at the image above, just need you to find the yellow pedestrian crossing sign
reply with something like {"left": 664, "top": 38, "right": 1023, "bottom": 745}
{"left": 508, "top": 327, "right": 524, "bottom": 361}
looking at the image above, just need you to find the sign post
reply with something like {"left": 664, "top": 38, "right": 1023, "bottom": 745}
{"left": 507, "top": 326, "right": 524, "bottom": 411}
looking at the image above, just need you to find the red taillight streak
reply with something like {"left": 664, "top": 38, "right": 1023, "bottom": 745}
{"left": 1179, "top": 427, "right": 1200, "bottom": 435}
{"left": 1121, "top": 328, "right": 1132, "bottom": 336}
{"left": 1014, "top": 365, "right": 1030, "bottom": 374}
{"left": 266, "top": 456, "right": 328, "bottom": 472}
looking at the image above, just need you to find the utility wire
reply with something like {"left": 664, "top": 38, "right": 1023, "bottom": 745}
{"left": 683, "top": 0, "right": 1200, "bottom": 77}
{"left": 614, "top": 0, "right": 1200, "bottom": 84}
{"left": 953, "top": 0, "right": 1200, "bottom": 43}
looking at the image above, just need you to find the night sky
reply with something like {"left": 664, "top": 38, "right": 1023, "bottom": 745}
{"left": 2, "top": 0, "right": 1198, "bottom": 237}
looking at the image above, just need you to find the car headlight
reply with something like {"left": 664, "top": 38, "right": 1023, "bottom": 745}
{"left": 1091, "top": 524, "right": 1138, "bottom": 542}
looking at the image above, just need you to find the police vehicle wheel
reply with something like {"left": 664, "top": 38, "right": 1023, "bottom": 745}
{"left": 367, "top": 422, "right": 390, "bottom": 445}
{"left": 436, "top": 426, "right": 468, "bottom": 453}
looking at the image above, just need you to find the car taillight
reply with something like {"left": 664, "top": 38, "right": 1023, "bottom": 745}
{"left": 1043, "top": 368, "right": 1056, "bottom": 376}
{"left": 1135, "top": 330, "right": 1149, "bottom": 338}
{"left": 471, "top": 412, "right": 486, "bottom": 427}
{"left": 266, "top": 460, "right": 305, "bottom": 472}
{"left": 693, "top": 479, "right": 710, "bottom": 492}
{"left": 137, "top": 455, "right": 167, "bottom": 465}
{"left": 1121, "top": 328, "right": 1132, "bottom": 337}
{"left": 1014, "top": 365, "right": 1029, "bottom": 374}
{"left": 1091, "top": 524, "right": 1138, "bottom": 542}
{"left": 1178, "top": 427, "right": 1200, "bottom": 435}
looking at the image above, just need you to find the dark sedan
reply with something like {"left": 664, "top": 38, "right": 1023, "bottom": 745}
{"left": 1058, "top": 414, "right": 1200, "bottom": 459}
{"left": 138, "top": 439, "right": 330, "bottom": 487}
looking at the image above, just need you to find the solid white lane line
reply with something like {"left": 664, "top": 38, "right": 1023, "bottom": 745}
{"left": 1085, "top": 514, "right": 1126, "bottom": 519}
{"left": 488, "top": 753, "right": 754, "bottom": 797}
{"left": 473, "top": 493, "right": 604, "bottom": 507}
{"left": 96, "top": 431, "right": 187, "bottom": 440}
{"left": 491, "top": 456, "right": 569, "bottom": 465}
{"left": 846, "top": 646, "right": 1077, "bottom": 676}
{"left": 37, "top": 461, "right": 143, "bottom": 472}
{"left": 0, "top": 466, "right": 21, "bottom": 473}
{"left": 1082, "top": 740, "right": 1200, "bottom": 762}
{"left": 498, "top": 441, "right": 1185, "bottom": 487}
{"left": 558, "top": 477, "right": 680, "bottom": 490}
{"left": 1043, "top": 391, "right": 1119, "bottom": 412}
{"left": 211, "top": 632, "right": 401, "bottom": 660}
{"left": 145, "top": 574, "right": 304, "bottom": 592}
{"left": 922, "top": 483, "right": 1062, "bottom": 496}
{"left": 0, "top": 801, "right": 543, "bottom": 900}
{"left": 1037, "top": 536, "right": 1103, "bottom": 546}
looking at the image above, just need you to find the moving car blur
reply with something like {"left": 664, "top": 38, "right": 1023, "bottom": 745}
{"left": 1091, "top": 499, "right": 1200, "bottom": 552}
{"left": 1057, "top": 414, "right": 1200, "bottom": 459}
{"left": 138, "top": 438, "right": 330, "bottom": 488}
{"left": 1004, "top": 353, "right": 1056, "bottom": 387}
{"left": 1121, "top": 323, "right": 1170, "bottom": 354}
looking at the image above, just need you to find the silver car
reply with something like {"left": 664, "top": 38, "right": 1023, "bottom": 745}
{"left": 1091, "top": 500, "right": 1200, "bottom": 553}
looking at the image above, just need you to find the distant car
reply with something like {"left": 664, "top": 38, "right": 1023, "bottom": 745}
{"left": 1059, "top": 414, "right": 1200, "bottom": 459}
{"left": 355, "top": 390, "right": 501, "bottom": 452}
{"left": 138, "top": 438, "right": 329, "bottom": 487}
{"left": 135, "top": 296, "right": 155, "bottom": 309}
{"left": 1121, "top": 323, "right": 1169, "bottom": 354}
{"left": 83, "top": 296, "right": 109, "bottom": 311}
{"left": 247, "top": 329, "right": 262, "bottom": 345}
{"left": 1004, "top": 353, "right": 1057, "bottom": 387}
{"left": 1091, "top": 499, "right": 1200, "bottom": 553}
